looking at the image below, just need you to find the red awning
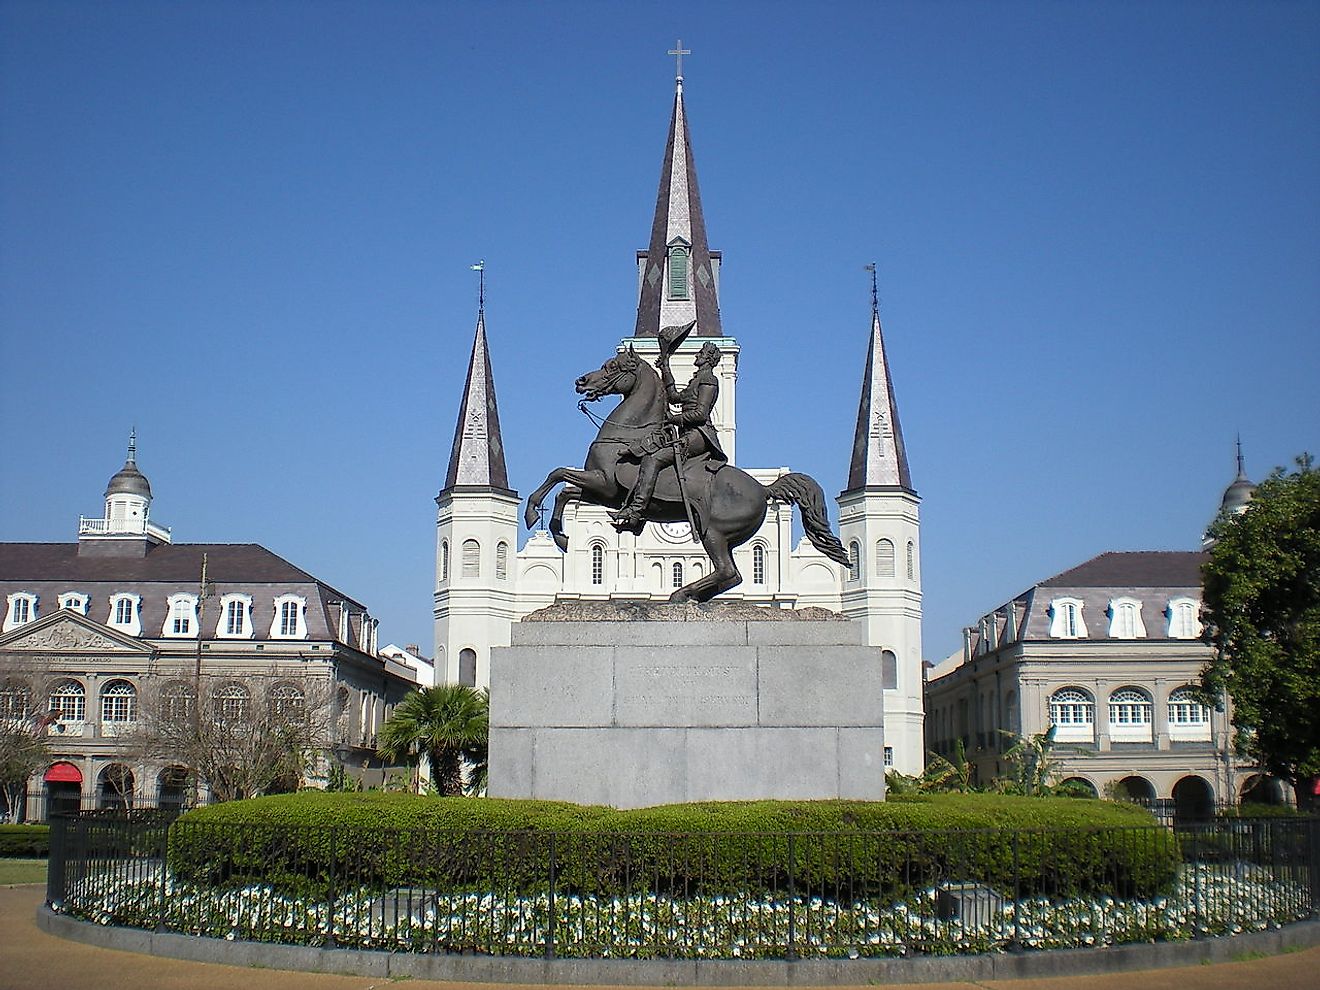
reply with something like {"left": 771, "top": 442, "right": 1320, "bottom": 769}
{"left": 44, "top": 762, "right": 82, "bottom": 784}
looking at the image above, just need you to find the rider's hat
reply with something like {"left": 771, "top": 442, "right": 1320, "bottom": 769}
{"left": 658, "top": 319, "right": 698, "bottom": 357}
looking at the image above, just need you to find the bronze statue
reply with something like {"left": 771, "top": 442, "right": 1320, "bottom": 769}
{"left": 610, "top": 322, "right": 725, "bottom": 532}
{"left": 524, "top": 328, "right": 852, "bottom": 604}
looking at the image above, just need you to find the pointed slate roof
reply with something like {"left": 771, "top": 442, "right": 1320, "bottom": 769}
{"left": 844, "top": 310, "right": 914, "bottom": 494}
{"left": 443, "top": 309, "right": 512, "bottom": 493}
{"left": 634, "top": 80, "right": 722, "bottom": 338}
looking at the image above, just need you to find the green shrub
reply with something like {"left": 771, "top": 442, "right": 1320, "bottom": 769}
{"left": 169, "top": 792, "right": 1176, "bottom": 903}
{"left": 0, "top": 824, "right": 50, "bottom": 858}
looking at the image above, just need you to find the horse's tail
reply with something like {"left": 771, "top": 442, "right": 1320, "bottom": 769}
{"left": 765, "top": 472, "right": 852, "bottom": 567}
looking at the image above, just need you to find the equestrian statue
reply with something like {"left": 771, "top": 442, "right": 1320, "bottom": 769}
{"left": 524, "top": 322, "right": 852, "bottom": 603}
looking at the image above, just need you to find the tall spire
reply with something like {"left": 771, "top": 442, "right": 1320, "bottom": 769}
{"left": 443, "top": 291, "right": 511, "bottom": 493}
{"left": 633, "top": 56, "right": 722, "bottom": 338}
{"left": 845, "top": 277, "right": 913, "bottom": 493}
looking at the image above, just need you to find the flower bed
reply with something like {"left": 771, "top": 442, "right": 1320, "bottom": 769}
{"left": 54, "top": 862, "right": 1312, "bottom": 959}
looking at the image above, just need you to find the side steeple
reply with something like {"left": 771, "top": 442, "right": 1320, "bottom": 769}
{"left": 443, "top": 286, "right": 512, "bottom": 494}
{"left": 634, "top": 65, "right": 722, "bottom": 338}
{"left": 844, "top": 278, "right": 913, "bottom": 494}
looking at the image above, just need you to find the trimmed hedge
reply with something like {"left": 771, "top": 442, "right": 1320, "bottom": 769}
{"left": 0, "top": 824, "right": 50, "bottom": 858}
{"left": 168, "top": 793, "right": 1177, "bottom": 903}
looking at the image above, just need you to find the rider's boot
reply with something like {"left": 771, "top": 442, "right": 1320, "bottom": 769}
{"left": 610, "top": 458, "right": 660, "bottom": 531}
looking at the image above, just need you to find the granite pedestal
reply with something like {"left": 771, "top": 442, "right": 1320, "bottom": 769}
{"left": 487, "top": 603, "right": 886, "bottom": 808}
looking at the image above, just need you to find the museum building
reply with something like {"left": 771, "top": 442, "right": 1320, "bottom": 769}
{"left": 432, "top": 73, "right": 927, "bottom": 774}
{"left": 0, "top": 437, "right": 417, "bottom": 819}
{"left": 924, "top": 456, "right": 1287, "bottom": 813}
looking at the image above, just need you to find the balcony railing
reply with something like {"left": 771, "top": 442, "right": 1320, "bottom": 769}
{"left": 78, "top": 517, "right": 171, "bottom": 542}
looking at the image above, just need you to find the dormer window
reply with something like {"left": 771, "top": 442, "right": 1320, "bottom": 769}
{"left": 271, "top": 595, "right": 307, "bottom": 639}
{"left": 59, "top": 592, "right": 89, "bottom": 615}
{"left": 163, "top": 593, "right": 199, "bottom": 638}
{"left": 1048, "top": 597, "right": 1088, "bottom": 638}
{"left": 1167, "top": 597, "right": 1201, "bottom": 639}
{"left": 668, "top": 244, "right": 690, "bottom": 300}
{"left": 3, "top": 593, "right": 38, "bottom": 632}
{"left": 1107, "top": 598, "right": 1146, "bottom": 639}
{"left": 107, "top": 593, "right": 141, "bottom": 636}
{"left": 217, "top": 593, "right": 254, "bottom": 639}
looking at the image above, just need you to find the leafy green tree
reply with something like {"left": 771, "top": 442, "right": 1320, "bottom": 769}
{"left": 376, "top": 684, "right": 488, "bottom": 797}
{"left": 1200, "top": 455, "right": 1320, "bottom": 809}
{"left": 993, "top": 726, "right": 1070, "bottom": 797}
{"left": 921, "top": 739, "right": 977, "bottom": 792}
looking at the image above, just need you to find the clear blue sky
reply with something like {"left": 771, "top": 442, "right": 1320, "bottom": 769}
{"left": 2, "top": 1, "right": 1317, "bottom": 662}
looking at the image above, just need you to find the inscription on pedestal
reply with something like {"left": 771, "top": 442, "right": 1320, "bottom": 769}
{"left": 614, "top": 650, "right": 757, "bottom": 726}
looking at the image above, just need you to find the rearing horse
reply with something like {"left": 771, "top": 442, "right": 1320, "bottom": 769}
{"left": 524, "top": 347, "right": 852, "bottom": 603}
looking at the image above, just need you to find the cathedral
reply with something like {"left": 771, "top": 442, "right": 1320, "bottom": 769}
{"left": 433, "top": 73, "right": 926, "bottom": 774}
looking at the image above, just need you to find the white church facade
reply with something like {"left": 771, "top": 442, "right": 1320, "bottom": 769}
{"left": 433, "top": 75, "right": 927, "bottom": 775}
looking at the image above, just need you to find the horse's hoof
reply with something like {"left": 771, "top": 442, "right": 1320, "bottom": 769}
{"left": 523, "top": 506, "right": 539, "bottom": 529}
{"left": 553, "top": 533, "right": 569, "bottom": 552}
{"left": 667, "top": 591, "right": 695, "bottom": 605}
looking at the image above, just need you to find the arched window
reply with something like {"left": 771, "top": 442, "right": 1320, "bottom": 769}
{"left": 906, "top": 541, "right": 915, "bottom": 580}
{"left": 100, "top": 680, "right": 137, "bottom": 725}
{"left": 97, "top": 765, "right": 134, "bottom": 810}
{"left": 848, "top": 541, "right": 861, "bottom": 582}
{"left": 1107, "top": 598, "right": 1146, "bottom": 639}
{"left": 1048, "top": 687, "right": 1094, "bottom": 741}
{"left": 496, "top": 541, "right": 509, "bottom": 580}
{"left": 164, "top": 593, "right": 198, "bottom": 638}
{"left": 441, "top": 540, "right": 450, "bottom": 581}
{"left": 108, "top": 593, "right": 141, "bottom": 635}
{"left": 161, "top": 682, "right": 195, "bottom": 726}
{"left": 881, "top": 650, "right": 897, "bottom": 690}
{"left": 875, "top": 539, "right": 895, "bottom": 578}
{"left": 1167, "top": 687, "right": 1208, "bottom": 725}
{"left": 1168, "top": 686, "right": 1211, "bottom": 741}
{"left": 668, "top": 245, "right": 689, "bottom": 299}
{"left": 272, "top": 595, "right": 307, "bottom": 639}
{"left": 0, "top": 679, "right": 30, "bottom": 720}
{"left": 1048, "top": 598, "right": 1088, "bottom": 638}
{"left": 752, "top": 544, "right": 766, "bottom": 585}
{"left": 1167, "top": 598, "right": 1201, "bottom": 639}
{"left": 3, "top": 592, "right": 38, "bottom": 631}
{"left": 458, "top": 648, "right": 477, "bottom": 687}
{"left": 462, "top": 539, "right": 480, "bottom": 578}
{"left": 591, "top": 543, "right": 605, "bottom": 585}
{"left": 58, "top": 592, "right": 88, "bottom": 615}
{"left": 214, "top": 683, "right": 251, "bottom": 724}
{"left": 672, "top": 562, "right": 684, "bottom": 589}
{"left": 1108, "top": 687, "right": 1153, "bottom": 739}
{"left": 49, "top": 679, "right": 86, "bottom": 723}
{"left": 217, "top": 594, "right": 253, "bottom": 639}
{"left": 269, "top": 683, "right": 305, "bottom": 719}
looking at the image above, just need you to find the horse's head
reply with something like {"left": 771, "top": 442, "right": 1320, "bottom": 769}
{"left": 575, "top": 346, "right": 643, "bottom": 401}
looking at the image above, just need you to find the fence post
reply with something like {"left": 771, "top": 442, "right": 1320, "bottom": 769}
{"left": 155, "top": 819, "right": 170, "bottom": 932}
{"left": 325, "top": 825, "right": 337, "bottom": 948}
{"left": 46, "top": 813, "right": 67, "bottom": 908}
{"left": 1011, "top": 829, "right": 1022, "bottom": 951}
{"left": 786, "top": 833, "right": 797, "bottom": 961}
{"left": 545, "top": 832, "right": 557, "bottom": 960}
{"left": 1309, "top": 817, "right": 1320, "bottom": 917}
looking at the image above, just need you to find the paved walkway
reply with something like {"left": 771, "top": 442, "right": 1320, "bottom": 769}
{"left": 4, "top": 884, "right": 1318, "bottom": 990}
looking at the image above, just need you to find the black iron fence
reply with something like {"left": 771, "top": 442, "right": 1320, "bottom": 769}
{"left": 46, "top": 812, "right": 1320, "bottom": 960}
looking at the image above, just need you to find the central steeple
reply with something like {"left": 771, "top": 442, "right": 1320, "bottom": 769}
{"left": 633, "top": 68, "right": 722, "bottom": 338}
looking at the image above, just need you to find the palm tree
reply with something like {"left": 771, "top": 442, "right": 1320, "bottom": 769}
{"left": 376, "top": 684, "right": 488, "bottom": 796}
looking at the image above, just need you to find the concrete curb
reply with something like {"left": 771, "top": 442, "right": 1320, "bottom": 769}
{"left": 34, "top": 906, "right": 1320, "bottom": 986}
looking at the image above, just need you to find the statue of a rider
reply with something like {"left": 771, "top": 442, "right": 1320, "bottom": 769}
{"left": 610, "top": 321, "right": 727, "bottom": 532}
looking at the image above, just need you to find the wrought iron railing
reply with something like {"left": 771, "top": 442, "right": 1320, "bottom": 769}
{"left": 45, "top": 813, "right": 1320, "bottom": 960}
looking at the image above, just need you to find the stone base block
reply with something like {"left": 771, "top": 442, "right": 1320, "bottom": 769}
{"left": 488, "top": 615, "right": 885, "bottom": 808}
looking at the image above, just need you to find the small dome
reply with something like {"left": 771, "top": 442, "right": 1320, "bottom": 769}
{"left": 104, "top": 431, "right": 152, "bottom": 499}
{"left": 105, "top": 459, "right": 152, "bottom": 499}
{"left": 1220, "top": 473, "right": 1254, "bottom": 515}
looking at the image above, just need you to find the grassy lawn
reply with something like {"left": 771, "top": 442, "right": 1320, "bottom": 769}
{"left": 0, "top": 859, "right": 47, "bottom": 885}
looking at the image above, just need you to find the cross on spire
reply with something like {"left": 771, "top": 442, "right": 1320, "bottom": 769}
{"left": 668, "top": 39, "right": 691, "bottom": 82}
{"left": 864, "top": 263, "right": 879, "bottom": 318}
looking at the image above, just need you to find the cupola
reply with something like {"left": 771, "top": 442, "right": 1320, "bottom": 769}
{"left": 78, "top": 431, "right": 171, "bottom": 554}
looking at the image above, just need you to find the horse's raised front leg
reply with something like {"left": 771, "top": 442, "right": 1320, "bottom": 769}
{"left": 524, "top": 467, "right": 615, "bottom": 530}
{"left": 670, "top": 530, "right": 743, "bottom": 604}
{"left": 549, "top": 486, "right": 580, "bottom": 552}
